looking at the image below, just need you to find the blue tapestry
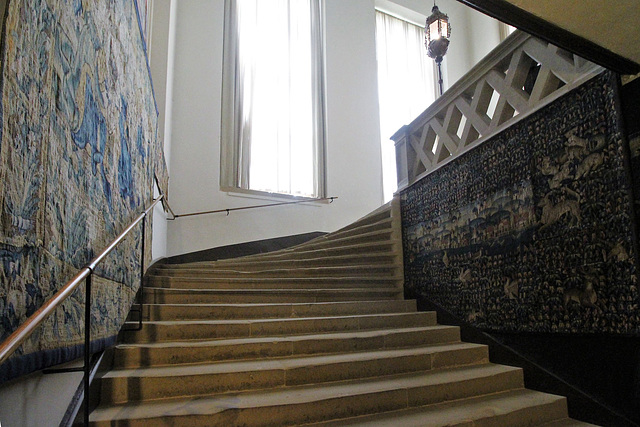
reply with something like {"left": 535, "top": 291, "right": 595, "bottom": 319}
{"left": 401, "top": 71, "right": 639, "bottom": 334}
{"left": 0, "top": 0, "right": 167, "bottom": 382}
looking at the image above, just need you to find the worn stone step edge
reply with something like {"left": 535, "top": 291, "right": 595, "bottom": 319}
{"left": 90, "top": 364, "right": 523, "bottom": 426}
{"left": 145, "top": 278, "right": 402, "bottom": 290}
{"left": 119, "top": 311, "right": 437, "bottom": 343}
{"left": 138, "top": 300, "right": 417, "bottom": 321}
{"left": 147, "top": 264, "right": 401, "bottom": 280}
{"left": 146, "top": 276, "right": 403, "bottom": 288}
{"left": 217, "top": 240, "right": 399, "bottom": 263}
{"left": 304, "top": 388, "right": 569, "bottom": 427}
{"left": 100, "top": 342, "right": 490, "bottom": 404}
{"left": 155, "top": 254, "right": 398, "bottom": 271}
{"left": 112, "top": 325, "right": 460, "bottom": 368}
{"left": 141, "top": 287, "right": 403, "bottom": 305}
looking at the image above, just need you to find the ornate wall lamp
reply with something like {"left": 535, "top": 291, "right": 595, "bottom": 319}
{"left": 425, "top": 1, "right": 451, "bottom": 96}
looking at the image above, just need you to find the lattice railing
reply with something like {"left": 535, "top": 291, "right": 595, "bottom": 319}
{"left": 392, "top": 31, "right": 603, "bottom": 189}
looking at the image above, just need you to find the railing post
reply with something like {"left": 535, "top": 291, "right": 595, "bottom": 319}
{"left": 139, "top": 213, "right": 146, "bottom": 329}
{"left": 83, "top": 273, "right": 92, "bottom": 425}
{"left": 392, "top": 125, "right": 410, "bottom": 190}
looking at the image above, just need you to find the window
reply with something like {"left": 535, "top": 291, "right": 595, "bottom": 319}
{"left": 221, "top": 0, "right": 326, "bottom": 198}
{"left": 375, "top": 10, "right": 437, "bottom": 202}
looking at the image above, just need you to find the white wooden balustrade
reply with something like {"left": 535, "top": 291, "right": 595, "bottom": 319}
{"left": 392, "top": 31, "right": 603, "bottom": 190}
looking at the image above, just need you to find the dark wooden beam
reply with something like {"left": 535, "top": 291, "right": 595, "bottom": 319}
{"left": 456, "top": 0, "right": 640, "bottom": 75}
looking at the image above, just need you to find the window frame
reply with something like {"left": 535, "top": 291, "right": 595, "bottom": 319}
{"left": 220, "top": 0, "right": 327, "bottom": 200}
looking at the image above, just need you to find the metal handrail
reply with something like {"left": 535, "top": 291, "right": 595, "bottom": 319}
{"left": 0, "top": 192, "right": 335, "bottom": 423}
{"left": 169, "top": 196, "right": 337, "bottom": 219}
{"left": 0, "top": 194, "right": 165, "bottom": 424}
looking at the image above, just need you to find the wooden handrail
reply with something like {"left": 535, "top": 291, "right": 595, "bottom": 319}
{"left": 0, "top": 195, "right": 165, "bottom": 366}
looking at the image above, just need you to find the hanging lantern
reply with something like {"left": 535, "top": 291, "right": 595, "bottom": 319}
{"left": 425, "top": 2, "right": 451, "bottom": 95}
{"left": 425, "top": 3, "right": 451, "bottom": 61}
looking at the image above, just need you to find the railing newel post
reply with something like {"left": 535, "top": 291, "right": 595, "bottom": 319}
{"left": 139, "top": 211, "right": 146, "bottom": 330}
{"left": 83, "top": 271, "right": 93, "bottom": 426}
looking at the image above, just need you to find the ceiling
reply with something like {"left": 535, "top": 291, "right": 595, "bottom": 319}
{"left": 457, "top": 0, "right": 640, "bottom": 74}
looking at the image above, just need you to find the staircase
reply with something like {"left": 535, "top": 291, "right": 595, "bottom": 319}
{"left": 89, "top": 199, "right": 594, "bottom": 426}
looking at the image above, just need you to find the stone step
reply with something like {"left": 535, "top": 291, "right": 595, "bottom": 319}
{"left": 139, "top": 300, "right": 417, "bottom": 321}
{"left": 146, "top": 264, "right": 400, "bottom": 279}
{"left": 100, "top": 342, "right": 491, "bottom": 404}
{"left": 141, "top": 287, "right": 403, "bottom": 304}
{"left": 336, "top": 206, "right": 393, "bottom": 233}
{"left": 154, "top": 252, "right": 397, "bottom": 271}
{"left": 224, "top": 240, "right": 398, "bottom": 262}
{"left": 314, "top": 217, "right": 394, "bottom": 241}
{"left": 146, "top": 276, "right": 401, "bottom": 290}
{"left": 90, "top": 364, "right": 525, "bottom": 426}
{"left": 306, "top": 388, "right": 569, "bottom": 427}
{"left": 291, "top": 228, "right": 395, "bottom": 252}
{"left": 119, "top": 311, "right": 437, "bottom": 343}
{"left": 112, "top": 325, "right": 460, "bottom": 368}
{"left": 539, "top": 419, "right": 599, "bottom": 427}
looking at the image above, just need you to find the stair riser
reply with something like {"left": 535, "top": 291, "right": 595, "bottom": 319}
{"left": 119, "top": 312, "right": 437, "bottom": 344}
{"left": 101, "top": 346, "right": 489, "bottom": 404}
{"left": 213, "top": 242, "right": 397, "bottom": 263}
{"left": 146, "top": 266, "right": 400, "bottom": 279}
{"left": 155, "top": 255, "right": 397, "bottom": 271}
{"left": 112, "top": 326, "right": 460, "bottom": 368}
{"left": 141, "top": 292, "right": 402, "bottom": 305}
{"left": 301, "top": 232, "right": 395, "bottom": 251}
{"left": 145, "top": 277, "right": 401, "bottom": 289}
{"left": 139, "top": 300, "right": 416, "bottom": 321}
{"left": 93, "top": 368, "right": 524, "bottom": 426}
{"left": 473, "top": 398, "right": 568, "bottom": 427}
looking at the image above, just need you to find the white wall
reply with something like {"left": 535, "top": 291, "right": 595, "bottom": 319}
{"left": 149, "top": 0, "right": 175, "bottom": 262}
{"left": 0, "top": 359, "right": 83, "bottom": 427}
{"left": 165, "top": 0, "right": 385, "bottom": 256}
{"left": 377, "top": 0, "right": 503, "bottom": 88}
{"left": 161, "top": 0, "right": 505, "bottom": 257}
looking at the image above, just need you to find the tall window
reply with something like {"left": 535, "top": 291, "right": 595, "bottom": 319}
{"left": 221, "top": 0, "right": 326, "bottom": 198}
{"left": 375, "top": 11, "right": 437, "bottom": 202}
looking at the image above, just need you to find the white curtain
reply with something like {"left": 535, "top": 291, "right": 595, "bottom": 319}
{"left": 221, "top": 0, "right": 326, "bottom": 198}
{"left": 376, "top": 11, "right": 437, "bottom": 202}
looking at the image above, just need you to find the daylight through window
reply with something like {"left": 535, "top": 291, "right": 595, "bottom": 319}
{"left": 221, "top": 0, "right": 326, "bottom": 198}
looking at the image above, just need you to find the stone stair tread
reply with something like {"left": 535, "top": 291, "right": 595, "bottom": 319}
{"left": 115, "top": 325, "right": 458, "bottom": 350}
{"left": 151, "top": 263, "right": 399, "bottom": 273}
{"left": 126, "top": 311, "right": 434, "bottom": 328}
{"left": 138, "top": 300, "right": 417, "bottom": 321}
{"left": 136, "top": 311, "right": 433, "bottom": 327}
{"left": 158, "top": 252, "right": 397, "bottom": 268}
{"left": 139, "top": 300, "right": 414, "bottom": 310}
{"left": 303, "top": 388, "right": 567, "bottom": 426}
{"left": 147, "top": 276, "right": 402, "bottom": 284}
{"left": 145, "top": 287, "right": 401, "bottom": 294}
{"left": 538, "top": 419, "right": 599, "bottom": 427}
{"left": 104, "top": 342, "right": 486, "bottom": 379}
{"left": 90, "top": 363, "right": 521, "bottom": 423}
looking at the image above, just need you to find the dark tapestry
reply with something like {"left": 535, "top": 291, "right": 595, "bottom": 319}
{"left": 401, "top": 71, "right": 639, "bottom": 334}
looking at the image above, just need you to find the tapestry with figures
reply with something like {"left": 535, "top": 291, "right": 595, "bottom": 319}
{"left": 401, "top": 71, "right": 639, "bottom": 334}
{"left": 0, "top": 0, "right": 168, "bottom": 382}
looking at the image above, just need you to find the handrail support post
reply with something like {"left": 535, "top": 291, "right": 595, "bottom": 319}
{"left": 83, "top": 272, "right": 93, "bottom": 425}
{"left": 138, "top": 212, "right": 146, "bottom": 330}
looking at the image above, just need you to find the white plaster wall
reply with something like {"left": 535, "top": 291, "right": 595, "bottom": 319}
{"left": 149, "top": 0, "right": 174, "bottom": 262}
{"left": 378, "top": 0, "right": 503, "bottom": 88}
{"left": 0, "top": 359, "right": 83, "bottom": 427}
{"left": 163, "top": 0, "right": 505, "bottom": 257}
{"left": 165, "top": 0, "right": 385, "bottom": 256}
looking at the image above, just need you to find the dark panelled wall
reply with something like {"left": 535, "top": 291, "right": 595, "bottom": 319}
{"left": 400, "top": 71, "right": 640, "bottom": 423}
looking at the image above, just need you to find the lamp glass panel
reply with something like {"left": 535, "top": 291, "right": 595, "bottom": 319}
{"left": 429, "top": 20, "right": 440, "bottom": 39}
